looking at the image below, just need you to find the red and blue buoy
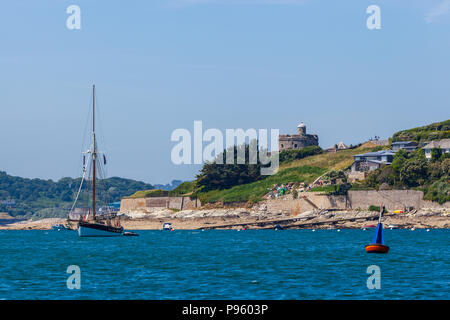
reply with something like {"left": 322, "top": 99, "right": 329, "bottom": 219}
{"left": 365, "top": 205, "right": 389, "bottom": 254}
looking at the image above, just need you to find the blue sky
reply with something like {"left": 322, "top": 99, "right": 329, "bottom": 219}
{"left": 0, "top": 0, "right": 449, "bottom": 184}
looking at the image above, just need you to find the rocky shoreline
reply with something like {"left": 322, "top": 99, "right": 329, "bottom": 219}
{"left": 1, "top": 207, "right": 448, "bottom": 230}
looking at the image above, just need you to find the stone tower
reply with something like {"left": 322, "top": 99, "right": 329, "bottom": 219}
{"left": 297, "top": 122, "right": 306, "bottom": 135}
{"left": 278, "top": 122, "right": 319, "bottom": 151}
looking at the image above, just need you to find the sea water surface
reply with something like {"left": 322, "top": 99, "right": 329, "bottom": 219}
{"left": 0, "top": 229, "right": 448, "bottom": 299}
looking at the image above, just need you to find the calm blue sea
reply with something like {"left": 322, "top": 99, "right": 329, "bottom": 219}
{"left": 0, "top": 229, "right": 448, "bottom": 300}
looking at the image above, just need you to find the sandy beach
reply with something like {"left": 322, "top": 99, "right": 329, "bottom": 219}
{"left": 1, "top": 207, "right": 448, "bottom": 230}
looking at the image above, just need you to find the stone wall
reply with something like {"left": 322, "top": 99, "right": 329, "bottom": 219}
{"left": 260, "top": 190, "right": 449, "bottom": 215}
{"left": 347, "top": 190, "right": 424, "bottom": 211}
{"left": 263, "top": 193, "right": 347, "bottom": 215}
{"left": 120, "top": 196, "right": 201, "bottom": 212}
{"left": 278, "top": 134, "right": 319, "bottom": 151}
{"left": 120, "top": 191, "right": 448, "bottom": 216}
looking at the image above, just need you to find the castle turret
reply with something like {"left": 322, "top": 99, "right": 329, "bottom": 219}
{"left": 297, "top": 122, "right": 306, "bottom": 135}
{"left": 279, "top": 122, "right": 318, "bottom": 151}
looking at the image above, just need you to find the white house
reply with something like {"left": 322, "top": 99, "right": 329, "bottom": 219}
{"left": 422, "top": 139, "right": 450, "bottom": 159}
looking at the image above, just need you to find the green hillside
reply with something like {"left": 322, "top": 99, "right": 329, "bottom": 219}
{"left": 0, "top": 171, "right": 153, "bottom": 219}
{"left": 128, "top": 120, "right": 450, "bottom": 206}
{"left": 392, "top": 119, "right": 450, "bottom": 143}
{"left": 170, "top": 144, "right": 375, "bottom": 204}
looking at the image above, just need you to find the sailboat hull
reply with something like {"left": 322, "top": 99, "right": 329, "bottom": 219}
{"left": 365, "top": 244, "right": 389, "bottom": 253}
{"left": 78, "top": 222, "right": 123, "bottom": 237}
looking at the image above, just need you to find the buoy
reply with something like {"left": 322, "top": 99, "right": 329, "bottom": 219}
{"left": 337, "top": 229, "right": 341, "bottom": 232}
{"left": 411, "top": 228, "right": 415, "bottom": 231}
{"left": 365, "top": 205, "right": 389, "bottom": 254}
{"left": 312, "top": 229, "right": 316, "bottom": 232}
{"left": 426, "top": 229, "right": 430, "bottom": 232}
{"left": 365, "top": 243, "right": 389, "bottom": 253}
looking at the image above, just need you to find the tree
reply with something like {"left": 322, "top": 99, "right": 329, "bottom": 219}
{"left": 431, "top": 147, "right": 443, "bottom": 162}
{"left": 391, "top": 149, "right": 407, "bottom": 173}
{"left": 195, "top": 142, "right": 264, "bottom": 192}
{"left": 400, "top": 158, "right": 428, "bottom": 187}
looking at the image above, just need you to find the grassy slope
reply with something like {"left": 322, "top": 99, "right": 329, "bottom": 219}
{"left": 198, "top": 145, "right": 375, "bottom": 204}
{"left": 392, "top": 119, "right": 450, "bottom": 143}
{"left": 280, "top": 146, "right": 373, "bottom": 172}
{"left": 127, "top": 181, "right": 197, "bottom": 198}
{"left": 199, "top": 166, "right": 326, "bottom": 203}
{"left": 126, "top": 189, "right": 169, "bottom": 198}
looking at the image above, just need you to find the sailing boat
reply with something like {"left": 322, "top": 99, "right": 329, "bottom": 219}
{"left": 69, "top": 85, "right": 124, "bottom": 237}
{"left": 365, "top": 204, "right": 389, "bottom": 253}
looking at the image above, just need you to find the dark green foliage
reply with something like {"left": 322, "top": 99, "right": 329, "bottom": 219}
{"left": 322, "top": 170, "right": 347, "bottom": 185}
{"left": 168, "top": 181, "right": 196, "bottom": 196}
{"left": 431, "top": 148, "right": 443, "bottom": 162}
{"left": 423, "top": 180, "right": 450, "bottom": 204}
{"left": 128, "top": 189, "right": 169, "bottom": 198}
{"left": 391, "top": 119, "right": 450, "bottom": 143}
{"left": 313, "top": 170, "right": 352, "bottom": 195}
{"left": 329, "top": 183, "right": 352, "bottom": 196}
{"left": 391, "top": 149, "right": 407, "bottom": 175}
{"left": 399, "top": 158, "right": 428, "bottom": 187}
{"left": 195, "top": 143, "right": 265, "bottom": 192}
{"left": 368, "top": 205, "right": 380, "bottom": 212}
{"left": 279, "top": 146, "right": 323, "bottom": 163}
{"left": 0, "top": 171, "right": 153, "bottom": 217}
{"left": 198, "top": 166, "right": 326, "bottom": 204}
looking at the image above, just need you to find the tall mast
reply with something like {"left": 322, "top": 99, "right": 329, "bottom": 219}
{"left": 92, "top": 84, "right": 96, "bottom": 219}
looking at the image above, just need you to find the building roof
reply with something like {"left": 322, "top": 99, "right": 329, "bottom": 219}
{"left": 297, "top": 122, "right": 306, "bottom": 128}
{"left": 327, "top": 142, "right": 349, "bottom": 151}
{"left": 391, "top": 141, "right": 417, "bottom": 145}
{"left": 366, "top": 160, "right": 392, "bottom": 165}
{"left": 354, "top": 150, "right": 396, "bottom": 158}
{"left": 336, "top": 142, "right": 348, "bottom": 149}
{"left": 422, "top": 139, "right": 450, "bottom": 150}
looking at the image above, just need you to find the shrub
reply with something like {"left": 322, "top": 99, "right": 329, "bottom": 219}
{"left": 391, "top": 119, "right": 450, "bottom": 143}
{"left": 169, "top": 181, "right": 195, "bottom": 196}
{"left": 195, "top": 142, "right": 265, "bottom": 192}
{"left": 423, "top": 180, "right": 450, "bottom": 204}
{"left": 279, "top": 146, "right": 323, "bottom": 163}
{"left": 128, "top": 189, "right": 169, "bottom": 198}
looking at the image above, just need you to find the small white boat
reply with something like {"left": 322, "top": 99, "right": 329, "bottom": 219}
{"left": 163, "top": 222, "right": 173, "bottom": 231}
{"left": 52, "top": 224, "right": 69, "bottom": 231}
